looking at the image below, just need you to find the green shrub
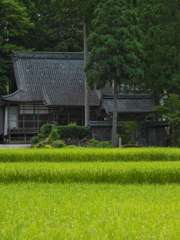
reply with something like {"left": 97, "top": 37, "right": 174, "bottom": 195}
{"left": 97, "top": 141, "right": 112, "bottom": 148}
{"left": 120, "top": 134, "right": 130, "bottom": 145}
{"left": 57, "top": 123, "right": 90, "bottom": 140}
{"left": 31, "top": 140, "right": 44, "bottom": 148}
{"left": 52, "top": 140, "right": 66, "bottom": 148}
{"left": 88, "top": 139, "right": 99, "bottom": 147}
{"left": 37, "top": 133, "right": 44, "bottom": 139}
{"left": 45, "top": 137, "right": 53, "bottom": 144}
{"left": 88, "top": 139, "right": 112, "bottom": 148}
{"left": 50, "top": 129, "right": 60, "bottom": 140}
{"left": 30, "top": 136, "right": 39, "bottom": 144}
{"left": 40, "top": 124, "right": 56, "bottom": 138}
{"left": 45, "top": 145, "right": 52, "bottom": 148}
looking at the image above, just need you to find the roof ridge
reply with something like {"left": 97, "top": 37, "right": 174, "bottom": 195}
{"left": 13, "top": 51, "right": 84, "bottom": 60}
{"left": 103, "top": 93, "right": 153, "bottom": 99}
{"left": 42, "top": 86, "right": 51, "bottom": 105}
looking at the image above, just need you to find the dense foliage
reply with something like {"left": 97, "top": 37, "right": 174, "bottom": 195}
{"left": 0, "top": 0, "right": 33, "bottom": 95}
{"left": 85, "top": 0, "right": 144, "bottom": 90}
{"left": 34, "top": 123, "right": 90, "bottom": 148}
{"left": 57, "top": 124, "right": 90, "bottom": 140}
{"left": 137, "top": 0, "right": 180, "bottom": 101}
{"left": 18, "top": 0, "right": 84, "bottom": 52}
{"left": 84, "top": 0, "right": 144, "bottom": 146}
{"left": 40, "top": 123, "right": 55, "bottom": 138}
{"left": 157, "top": 94, "right": 180, "bottom": 146}
{"left": 0, "top": 0, "right": 179, "bottom": 100}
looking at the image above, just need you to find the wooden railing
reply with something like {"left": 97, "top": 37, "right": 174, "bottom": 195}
{"left": 9, "top": 128, "right": 39, "bottom": 134}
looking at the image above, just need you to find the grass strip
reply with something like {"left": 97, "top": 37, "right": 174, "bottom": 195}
{"left": 0, "top": 183, "right": 179, "bottom": 240}
{"left": 0, "top": 161, "right": 180, "bottom": 184}
{"left": 0, "top": 147, "right": 180, "bottom": 162}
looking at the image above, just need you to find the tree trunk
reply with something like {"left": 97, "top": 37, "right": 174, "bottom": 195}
{"left": 112, "top": 80, "right": 118, "bottom": 147}
{"left": 172, "top": 87, "right": 176, "bottom": 147}
{"left": 83, "top": 20, "right": 90, "bottom": 127}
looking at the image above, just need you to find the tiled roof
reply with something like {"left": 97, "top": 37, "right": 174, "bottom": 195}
{"left": 102, "top": 94, "right": 156, "bottom": 113}
{"left": 2, "top": 52, "right": 100, "bottom": 106}
{"left": 1, "top": 89, "right": 42, "bottom": 102}
{"left": 1, "top": 51, "right": 156, "bottom": 114}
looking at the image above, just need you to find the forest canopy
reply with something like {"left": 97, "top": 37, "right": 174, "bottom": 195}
{"left": 0, "top": 0, "right": 179, "bottom": 99}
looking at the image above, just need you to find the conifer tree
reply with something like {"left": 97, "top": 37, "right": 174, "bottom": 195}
{"left": 157, "top": 94, "right": 180, "bottom": 146}
{"left": 18, "top": 0, "right": 83, "bottom": 52}
{"left": 85, "top": 0, "right": 144, "bottom": 147}
{"left": 52, "top": 0, "right": 101, "bottom": 126}
{"left": 138, "top": 0, "right": 180, "bottom": 102}
{"left": 0, "top": 0, "right": 33, "bottom": 95}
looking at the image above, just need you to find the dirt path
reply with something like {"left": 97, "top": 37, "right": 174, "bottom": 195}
{"left": 0, "top": 144, "right": 31, "bottom": 149}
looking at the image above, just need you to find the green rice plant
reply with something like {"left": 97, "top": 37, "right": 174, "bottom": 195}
{"left": 0, "top": 162, "right": 180, "bottom": 184}
{"left": 0, "top": 183, "right": 179, "bottom": 239}
{"left": 0, "top": 147, "right": 180, "bottom": 163}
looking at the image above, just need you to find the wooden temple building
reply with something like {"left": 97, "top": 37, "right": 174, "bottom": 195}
{"left": 0, "top": 51, "right": 167, "bottom": 146}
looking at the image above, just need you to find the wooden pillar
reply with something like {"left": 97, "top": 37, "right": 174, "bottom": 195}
{"left": 37, "top": 103, "right": 39, "bottom": 132}
{"left": 82, "top": 108, "right": 84, "bottom": 126}
{"left": 23, "top": 103, "right": 25, "bottom": 133}
{"left": 48, "top": 107, "right": 50, "bottom": 123}
{"left": 112, "top": 80, "right": 118, "bottom": 147}
{"left": 7, "top": 103, "right": 10, "bottom": 142}
{"left": 68, "top": 108, "right": 70, "bottom": 124}
{"left": 84, "top": 20, "right": 90, "bottom": 127}
{"left": 137, "top": 118, "right": 144, "bottom": 147}
{"left": 33, "top": 103, "right": 35, "bottom": 129}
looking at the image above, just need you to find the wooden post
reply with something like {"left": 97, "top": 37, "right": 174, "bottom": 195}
{"left": 119, "top": 138, "right": 122, "bottom": 148}
{"left": 83, "top": 19, "right": 90, "bottom": 127}
{"left": 112, "top": 80, "right": 118, "bottom": 147}
{"left": 137, "top": 118, "right": 144, "bottom": 147}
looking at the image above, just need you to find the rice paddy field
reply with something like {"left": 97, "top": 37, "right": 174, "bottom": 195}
{"left": 0, "top": 148, "right": 180, "bottom": 239}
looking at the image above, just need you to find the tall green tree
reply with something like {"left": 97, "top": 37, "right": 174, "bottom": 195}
{"left": 85, "top": 0, "right": 144, "bottom": 147}
{"left": 0, "top": 0, "right": 33, "bottom": 95}
{"left": 137, "top": 0, "right": 180, "bottom": 102}
{"left": 157, "top": 94, "right": 180, "bottom": 146}
{"left": 17, "top": 0, "right": 83, "bottom": 52}
{"left": 52, "top": 0, "right": 101, "bottom": 126}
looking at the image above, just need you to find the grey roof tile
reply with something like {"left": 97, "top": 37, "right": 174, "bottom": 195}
{"left": 2, "top": 52, "right": 100, "bottom": 106}
{"left": 2, "top": 52, "right": 156, "bottom": 114}
{"left": 102, "top": 94, "right": 156, "bottom": 113}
